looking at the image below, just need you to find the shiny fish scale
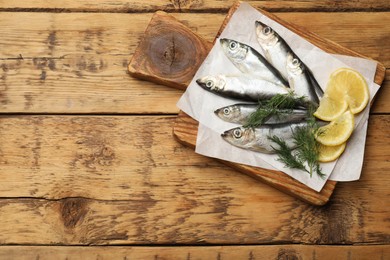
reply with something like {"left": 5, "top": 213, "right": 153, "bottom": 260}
{"left": 221, "top": 122, "right": 308, "bottom": 154}
{"left": 196, "top": 74, "right": 289, "bottom": 102}
{"left": 286, "top": 52, "right": 320, "bottom": 106}
{"left": 214, "top": 103, "right": 309, "bottom": 125}
{"left": 220, "top": 38, "right": 288, "bottom": 87}
{"left": 255, "top": 21, "right": 290, "bottom": 82}
{"left": 255, "top": 21, "right": 323, "bottom": 106}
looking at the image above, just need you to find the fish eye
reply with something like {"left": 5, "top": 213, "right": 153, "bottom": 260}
{"left": 233, "top": 128, "right": 242, "bottom": 139}
{"left": 229, "top": 41, "right": 238, "bottom": 50}
{"left": 206, "top": 80, "right": 214, "bottom": 88}
{"left": 262, "top": 27, "right": 272, "bottom": 35}
{"left": 223, "top": 108, "right": 230, "bottom": 115}
{"left": 292, "top": 58, "right": 300, "bottom": 66}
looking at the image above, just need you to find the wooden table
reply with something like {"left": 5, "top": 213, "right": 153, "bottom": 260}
{"left": 0, "top": 1, "right": 389, "bottom": 259}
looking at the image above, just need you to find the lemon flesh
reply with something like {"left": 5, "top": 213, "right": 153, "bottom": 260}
{"left": 326, "top": 68, "right": 369, "bottom": 114}
{"left": 318, "top": 142, "right": 346, "bottom": 162}
{"left": 316, "top": 110, "right": 355, "bottom": 146}
{"left": 314, "top": 93, "right": 348, "bottom": 121}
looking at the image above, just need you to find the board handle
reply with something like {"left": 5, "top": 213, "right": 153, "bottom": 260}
{"left": 128, "top": 11, "right": 213, "bottom": 90}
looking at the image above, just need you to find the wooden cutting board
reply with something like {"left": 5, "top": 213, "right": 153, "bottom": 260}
{"left": 128, "top": 2, "right": 386, "bottom": 206}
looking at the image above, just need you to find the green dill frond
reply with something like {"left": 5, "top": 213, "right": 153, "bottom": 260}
{"left": 243, "top": 104, "right": 272, "bottom": 128}
{"left": 268, "top": 135, "right": 307, "bottom": 172}
{"left": 316, "top": 167, "right": 326, "bottom": 179}
{"left": 243, "top": 92, "right": 306, "bottom": 128}
{"left": 266, "top": 91, "right": 305, "bottom": 109}
{"left": 293, "top": 125, "right": 323, "bottom": 178}
{"left": 266, "top": 106, "right": 325, "bottom": 178}
{"left": 244, "top": 93, "right": 326, "bottom": 178}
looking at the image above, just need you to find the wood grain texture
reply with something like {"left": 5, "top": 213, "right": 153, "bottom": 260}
{"left": 169, "top": 4, "right": 384, "bottom": 205}
{"left": 257, "top": 11, "right": 387, "bottom": 86}
{"left": 0, "top": 0, "right": 388, "bottom": 251}
{"left": 0, "top": 12, "right": 388, "bottom": 113}
{"left": 0, "top": 0, "right": 388, "bottom": 12}
{"left": 173, "top": 111, "right": 336, "bottom": 206}
{"left": 373, "top": 72, "right": 390, "bottom": 114}
{"left": 129, "top": 11, "right": 213, "bottom": 90}
{"left": 0, "top": 115, "right": 388, "bottom": 244}
{"left": 0, "top": 245, "right": 389, "bottom": 259}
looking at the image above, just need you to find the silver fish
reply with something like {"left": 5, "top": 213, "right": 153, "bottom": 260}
{"left": 215, "top": 103, "right": 309, "bottom": 125}
{"left": 221, "top": 122, "right": 308, "bottom": 154}
{"left": 220, "top": 38, "right": 288, "bottom": 87}
{"left": 286, "top": 52, "right": 320, "bottom": 106}
{"left": 255, "top": 21, "right": 290, "bottom": 82}
{"left": 196, "top": 74, "right": 289, "bottom": 102}
{"left": 255, "top": 21, "right": 324, "bottom": 104}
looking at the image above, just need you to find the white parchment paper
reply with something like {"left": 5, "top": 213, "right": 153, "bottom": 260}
{"left": 177, "top": 3, "right": 380, "bottom": 190}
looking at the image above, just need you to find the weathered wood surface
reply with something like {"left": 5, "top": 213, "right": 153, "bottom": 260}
{"left": 154, "top": 3, "right": 384, "bottom": 205}
{"left": 0, "top": 0, "right": 389, "bottom": 12}
{"left": 174, "top": 111, "right": 337, "bottom": 206}
{"left": 0, "top": 12, "right": 389, "bottom": 113}
{"left": 129, "top": 11, "right": 213, "bottom": 89}
{"left": 0, "top": 115, "right": 388, "bottom": 244}
{"left": 0, "top": 245, "right": 389, "bottom": 259}
{"left": 0, "top": 0, "right": 389, "bottom": 254}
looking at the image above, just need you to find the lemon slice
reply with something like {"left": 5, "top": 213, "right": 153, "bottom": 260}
{"left": 316, "top": 110, "right": 354, "bottom": 146}
{"left": 326, "top": 68, "right": 369, "bottom": 114}
{"left": 318, "top": 142, "right": 346, "bottom": 162}
{"left": 314, "top": 93, "right": 348, "bottom": 121}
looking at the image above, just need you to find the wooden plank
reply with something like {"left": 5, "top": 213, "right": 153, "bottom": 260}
{"left": 166, "top": 4, "right": 384, "bottom": 205}
{"left": 0, "top": 55, "right": 183, "bottom": 114}
{"left": 0, "top": 115, "right": 388, "bottom": 244}
{"left": 128, "top": 11, "right": 213, "bottom": 90}
{"left": 0, "top": 0, "right": 388, "bottom": 12}
{"left": 0, "top": 114, "right": 387, "bottom": 200}
{"left": 0, "top": 115, "right": 231, "bottom": 199}
{"left": 0, "top": 12, "right": 389, "bottom": 113}
{"left": 1, "top": 12, "right": 387, "bottom": 65}
{"left": 173, "top": 111, "right": 336, "bottom": 206}
{"left": 373, "top": 72, "right": 390, "bottom": 114}
{"left": 0, "top": 245, "right": 389, "bottom": 259}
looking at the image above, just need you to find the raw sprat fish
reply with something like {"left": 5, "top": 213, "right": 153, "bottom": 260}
{"left": 255, "top": 21, "right": 323, "bottom": 106}
{"left": 286, "top": 52, "right": 321, "bottom": 106}
{"left": 221, "top": 122, "right": 309, "bottom": 154}
{"left": 196, "top": 74, "right": 289, "bottom": 102}
{"left": 255, "top": 21, "right": 290, "bottom": 81}
{"left": 220, "top": 38, "right": 288, "bottom": 87}
{"left": 215, "top": 103, "right": 308, "bottom": 125}
{"left": 195, "top": 20, "right": 335, "bottom": 174}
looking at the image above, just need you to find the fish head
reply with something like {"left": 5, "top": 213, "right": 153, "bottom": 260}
{"left": 214, "top": 104, "right": 241, "bottom": 121}
{"left": 220, "top": 38, "right": 248, "bottom": 63}
{"left": 286, "top": 52, "right": 303, "bottom": 75}
{"left": 255, "top": 21, "right": 278, "bottom": 46}
{"left": 221, "top": 127, "right": 256, "bottom": 149}
{"left": 196, "top": 75, "right": 226, "bottom": 92}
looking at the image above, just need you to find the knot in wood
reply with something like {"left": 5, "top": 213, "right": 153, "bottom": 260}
{"left": 60, "top": 198, "right": 88, "bottom": 228}
{"left": 147, "top": 32, "right": 195, "bottom": 77}
{"left": 97, "top": 146, "right": 115, "bottom": 166}
{"left": 163, "top": 43, "right": 176, "bottom": 66}
{"left": 277, "top": 249, "right": 301, "bottom": 260}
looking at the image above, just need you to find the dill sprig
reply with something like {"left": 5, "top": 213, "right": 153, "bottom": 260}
{"left": 269, "top": 135, "right": 307, "bottom": 172}
{"left": 268, "top": 106, "right": 325, "bottom": 178}
{"left": 242, "top": 92, "right": 325, "bottom": 178}
{"left": 243, "top": 92, "right": 305, "bottom": 128}
{"left": 293, "top": 119, "right": 325, "bottom": 178}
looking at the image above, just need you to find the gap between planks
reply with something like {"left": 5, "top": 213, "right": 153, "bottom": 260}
{"left": 0, "top": 245, "right": 389, "bottom": 260}
{"left": 0, "top": 0, "right": 389, "bottom": 13}
{"left": 1, "top": 8, "right": 390, "bottom": 13}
